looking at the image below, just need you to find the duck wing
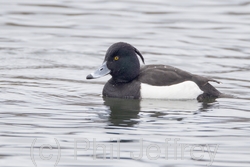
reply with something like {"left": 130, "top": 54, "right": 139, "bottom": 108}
{"left": 138, "top": 65, "right": 221, "bottom": 97}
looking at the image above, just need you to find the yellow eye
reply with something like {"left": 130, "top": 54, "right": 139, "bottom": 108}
{"left": 114, "top": 56, "right": 119, "bottom": 61}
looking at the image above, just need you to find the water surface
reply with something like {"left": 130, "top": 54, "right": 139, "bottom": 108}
{"left": 0, "top": 0, "right": 250, "bottom": 167}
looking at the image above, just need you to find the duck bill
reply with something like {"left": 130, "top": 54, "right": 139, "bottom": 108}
{"left": 86, "top": 61, "right": 110, "bottom": 79}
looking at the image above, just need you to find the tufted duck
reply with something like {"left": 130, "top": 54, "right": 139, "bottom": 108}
{"left": 86, "top": 42, "right": 222, "bottom": 101}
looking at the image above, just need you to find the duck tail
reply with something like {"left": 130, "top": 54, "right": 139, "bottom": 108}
{"left": 197, "top": 81, "right": 235, "bottom": 102}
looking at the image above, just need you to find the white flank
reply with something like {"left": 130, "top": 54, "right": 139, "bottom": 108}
{"left": 140, "top": 81, "right": 203, "bottom": 100}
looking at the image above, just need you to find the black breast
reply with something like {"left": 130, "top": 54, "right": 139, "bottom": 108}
{"left": 102, "top": 79, "right": 141, "bottom": 99}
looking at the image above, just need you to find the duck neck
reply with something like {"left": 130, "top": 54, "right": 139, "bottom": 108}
{"left": 111, "top": 68, "right": 139, "bottom": 84}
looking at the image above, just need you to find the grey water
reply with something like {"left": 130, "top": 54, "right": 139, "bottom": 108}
{"left": 0, "top": 0, "right": 250, "bottom": 167}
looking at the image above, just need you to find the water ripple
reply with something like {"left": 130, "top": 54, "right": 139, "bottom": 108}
{"left": 0, "top": 0, "right": 250, "bottom": 167}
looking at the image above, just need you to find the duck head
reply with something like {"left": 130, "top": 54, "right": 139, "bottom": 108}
{"left": 86, "top": 42, "right": 144, "bottom": 83}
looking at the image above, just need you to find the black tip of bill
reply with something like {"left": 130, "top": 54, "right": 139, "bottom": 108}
{"left": 86, "top": 74, "right": 93, "bottom": 79}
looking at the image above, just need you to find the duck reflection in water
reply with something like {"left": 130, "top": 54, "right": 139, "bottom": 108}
{"left": 103, "top": 97, "right": 217, "bottom": 127}
{"left": 103, "top": 97, "right": 140, "bottom": 127}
